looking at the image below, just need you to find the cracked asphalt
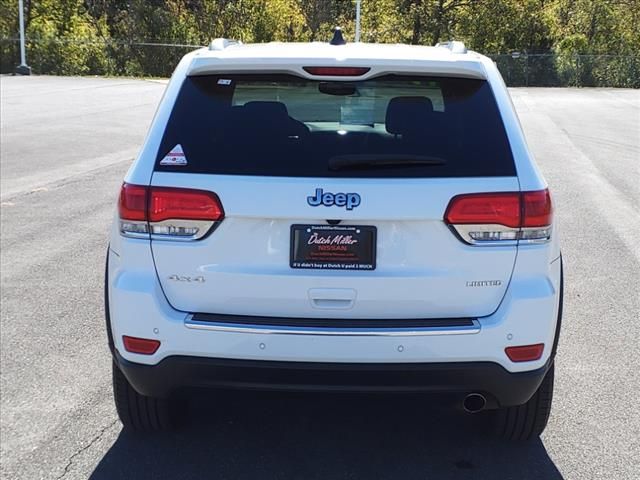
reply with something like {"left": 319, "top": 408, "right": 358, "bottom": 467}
{"left": 1, "top": 76, "right": 639, "bottom": 479}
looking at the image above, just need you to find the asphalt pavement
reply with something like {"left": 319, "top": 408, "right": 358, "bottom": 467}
{"left": 1, "top": 76, "right": 639, "bottom": 479}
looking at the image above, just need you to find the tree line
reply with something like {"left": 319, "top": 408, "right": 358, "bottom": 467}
{"left": 1, "top": 0, "right": 638, "bottom": 86}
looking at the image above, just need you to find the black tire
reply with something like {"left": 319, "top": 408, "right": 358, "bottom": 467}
{"left": 112, "top": 361, "right": 175, "bottom": 432}
{"left": 493, "top": 363, "right": 555, "bottom": 441}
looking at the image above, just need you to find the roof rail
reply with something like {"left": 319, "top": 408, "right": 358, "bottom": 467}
{"left": 209, "top": 38, "right": 242, "bottom": 51}
{"left": 435, "top": 41, "right": 467, "bottom": 54}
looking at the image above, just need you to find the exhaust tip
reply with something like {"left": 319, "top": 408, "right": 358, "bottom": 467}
{"left": 463, "top": 393, "right": 486, "bottom": 413}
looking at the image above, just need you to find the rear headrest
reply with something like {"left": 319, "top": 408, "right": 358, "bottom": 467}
{"left": 385, "top": 96, "right": 434, "bottom": 135}
{"left": 243, "top": 101, "right": 289, "bottom": 119}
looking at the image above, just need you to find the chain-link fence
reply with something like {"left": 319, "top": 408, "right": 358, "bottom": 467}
{"left": 489, "top": 53, "right": 640, "bottom": 88}
{"left": 2, "top": 38, "right": 639, "bottom": 88}
{"left": 1, "top": 38, "right": 201, "bottom": 78}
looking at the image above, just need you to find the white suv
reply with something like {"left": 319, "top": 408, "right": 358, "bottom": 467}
{"left": 106, "top": 35, "right": 562, "bottom": 440}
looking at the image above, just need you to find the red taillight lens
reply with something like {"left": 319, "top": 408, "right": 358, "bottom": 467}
{"left": 505, "top": 343, "right": 544, "bottom": 362}
{"left": 119, "top": 183, "right": 148, "bottom": 221}
{"left": 444, "top": 189, "right": 553, "bottom": 244}
{"left": 522, "top": 190, "right": 553, "bottom": 227}
{"left": 123, "top": 335, "right": 160, "bottom": 355}
{"left": 149, "top": 187, "right": 224, "bottom": 222}
{"left": 303, "top": 66, "right": 371, "bottom": 76}
{"left": 444, "top": 192, "right": 521, "bottom": 228}
{"left": 118, "top": 184, "right": 224, "bottom": 239}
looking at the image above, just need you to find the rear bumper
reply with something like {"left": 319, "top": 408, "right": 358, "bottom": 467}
{"left": 114, "top": 350, "right": 552, "bottom": 408}
{"left": 107, "top": 243, "right": 562, "bottom": 374}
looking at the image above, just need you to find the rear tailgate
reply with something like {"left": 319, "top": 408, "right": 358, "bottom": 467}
{"left": 151, "top": 173, "right": 518, "bottom": 318}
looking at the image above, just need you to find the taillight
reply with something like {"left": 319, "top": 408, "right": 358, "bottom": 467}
{"left": 118, "top": 183, "right": 224, "bottom": 240}
{"left": 118, "top": 183, "right": 149, "bottom": 235}
{"left": 444, "top": 189, "right": 552, "bottom": 245}
{"left": 303, "top": 66, "right": 371, "bottom": 76}
{"left": 148, "top": 187, "right": 223, "bottom": 222}
{"left": 444, "top": 193, "right": 521, "bottom": 228}
{"left": 522, "top": 188, "right": 552, "bottom": 219}
{"left": 119, "top": 183, "right": 147, "bottom": 220}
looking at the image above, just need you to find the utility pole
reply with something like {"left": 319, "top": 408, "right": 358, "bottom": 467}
{"left": 15, "top": 0, "right": 31, "bottom": 75}
{"left": 355, "top": 0, "right": 362, "bottom": 42}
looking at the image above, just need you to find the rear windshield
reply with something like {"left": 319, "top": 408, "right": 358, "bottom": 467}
{"left": 156, "top": 74, "right": 516, "bottom": 178}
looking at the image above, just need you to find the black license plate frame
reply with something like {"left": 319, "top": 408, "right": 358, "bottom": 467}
{"left": 290, "top": 224, "right": 377, "bottom": 271}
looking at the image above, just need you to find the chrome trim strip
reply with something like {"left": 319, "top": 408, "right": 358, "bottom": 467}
{"left": 149, "top": 219, "right": 214, "bottom": 241}
{"left": 119, "top": 220, "right": 149, "bottom": 239}
{"left": 518, "top": 226, "right": 553, "bottom": 244}
{"left": 451, "top": 224, "right": 552, "bottom": 246}
{"left": 452, "top": 224, "right": 519, "bottom": 246}
{"left": 184, "top": 318, "right": 481, "bottom": 336}
{"left": 120, "top": 219, "right": 219, "bottom": 241}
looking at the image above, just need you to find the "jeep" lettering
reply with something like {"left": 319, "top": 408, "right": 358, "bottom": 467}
{"left": 307, "top": 188, "right": 361, "bottom": 210}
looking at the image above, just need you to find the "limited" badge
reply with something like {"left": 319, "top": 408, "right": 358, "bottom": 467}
{"left": 466, "top": 280, "right": 502, "bottom": 287}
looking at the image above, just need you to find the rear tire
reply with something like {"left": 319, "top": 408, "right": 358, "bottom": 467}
{"left": 492, "top": 363, "right": 554, "bottom": 441}
{"left": 112, "top": 361, "right": 175, "bottom": 432}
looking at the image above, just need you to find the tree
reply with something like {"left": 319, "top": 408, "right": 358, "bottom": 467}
{"left": 395, "top": 0, "right": 471, "bottom": 45}
{"left": 296, "top": 0, "right": 354, "bottom": 41}
{"left": 0, "top": 0, "right": 637, "bottom": 86}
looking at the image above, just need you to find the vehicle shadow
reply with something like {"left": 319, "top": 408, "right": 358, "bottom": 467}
{"left": 91, "top": 390, "right": 563, "bottom": 479}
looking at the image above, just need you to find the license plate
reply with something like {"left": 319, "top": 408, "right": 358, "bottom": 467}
{"left": 290, "top": 224, "right": 376, "bottom": 270}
